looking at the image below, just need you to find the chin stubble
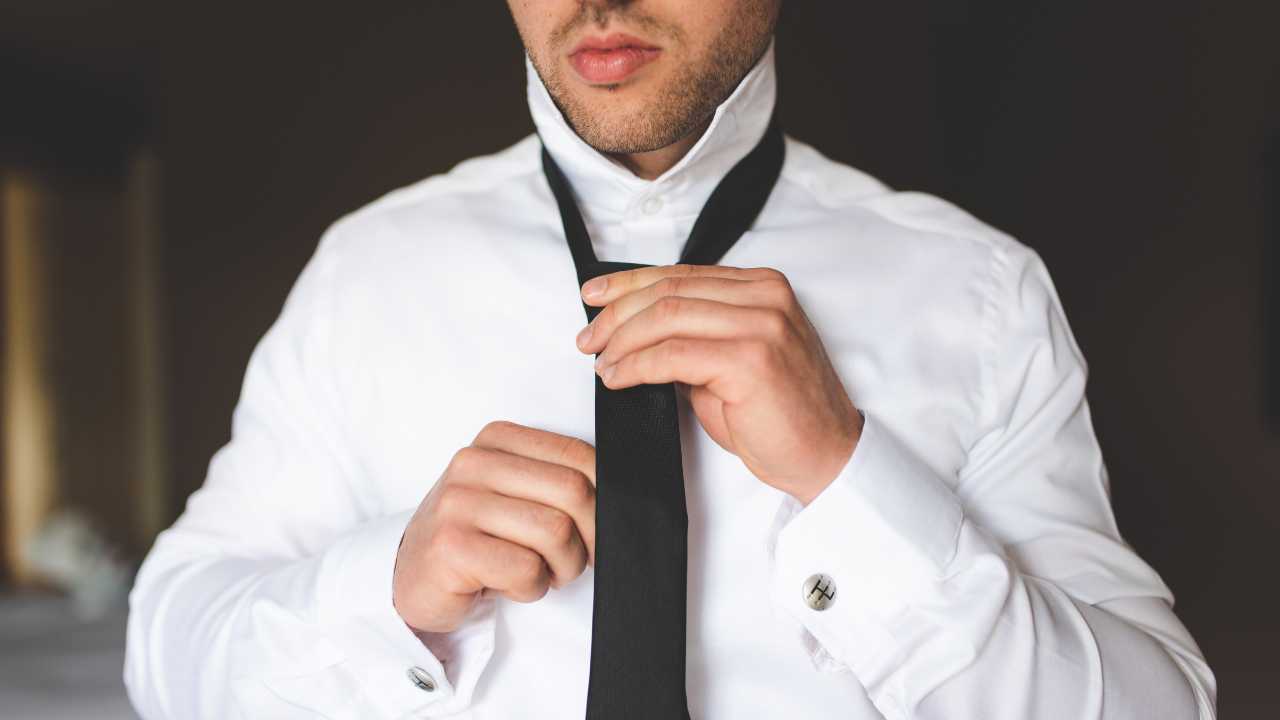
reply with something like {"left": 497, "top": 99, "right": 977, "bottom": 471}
{"left": 529, "top": 1, "right": 776, "bottom": 155}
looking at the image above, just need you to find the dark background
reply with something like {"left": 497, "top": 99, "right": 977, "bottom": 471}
{"left": 2, "top": 1, "right": 1276, "bottom": 715}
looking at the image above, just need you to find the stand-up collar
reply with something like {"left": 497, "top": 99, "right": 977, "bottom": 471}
{"left": 528, "top": 38, "right": 778, "bottom": 221}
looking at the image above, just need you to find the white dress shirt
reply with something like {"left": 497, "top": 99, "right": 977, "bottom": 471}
{"left": 124, "top": 40, "right": 1216, "bottom": 719}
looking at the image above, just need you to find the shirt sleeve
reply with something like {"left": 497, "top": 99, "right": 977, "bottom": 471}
{"left": 769, "top": 243, "right": 1217, "bottom": 719}
{"left": 123, "top": 223, "right": 497, "bottom": 719}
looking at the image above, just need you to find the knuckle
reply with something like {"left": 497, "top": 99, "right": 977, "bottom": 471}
{"left": 557, "top": 436, "right": 593, "bottom": 467}
{"left": 476, "top": 419, "right": 516, "bottom": 444}
{"left": 518, "top": 552, "right": 543, "bottom": 581}
{"left": 448, "top": 445, "right": 482, "bottom": 476}
{"left": 655, "top": 295, "right": 683, "bottom": 320}
{"left": 753, "top": 266, "right": 786, "bottom": 283}
{"left": 561, "top": 469, "right": 595, "bottom": 507}
{"left": 563, "top": 547, "right": 588, "bottom": 582}
{"left": 430, "top": 522, "right": 468, "bottom": 557}
{"left": 436, "top": 565, "right": 474, "bottom": 597}
{"left": 540, "top": 509, "right": 576, "bottom": 547}
{"left": 761, "top": 309, "right": 791, "bottom": 339}
{"left": 763, "top": 275, "right": 795, "bottom": 304}
{"left": 656, "top": 275, "right": 682, "bottom": 297}
{"left": 523, "top": 582, "right": 550, "bottom": 602}
{"left": 514, "top": 555, "right": 549, "bottom": 599}
{"left": 433, "top": 484, "right": 470, "bottom": 517}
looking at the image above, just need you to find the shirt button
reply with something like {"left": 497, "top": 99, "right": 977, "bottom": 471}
{"left": 406, "top": 666, "right": 436, "bottom": 692}
{"left": 802, "top": 573, "right": 837, "bottom": 611}
{"left": 641, "top": 196, "right": 664, "bottom": 215}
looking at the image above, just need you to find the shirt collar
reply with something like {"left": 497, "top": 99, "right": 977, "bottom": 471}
{"left": 528, "top": 37, "right": 778, "bottom": 221}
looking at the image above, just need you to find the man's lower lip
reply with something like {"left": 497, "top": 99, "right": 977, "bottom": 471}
{"left": 569, "top": 47, "right": 661, "bottom": 84}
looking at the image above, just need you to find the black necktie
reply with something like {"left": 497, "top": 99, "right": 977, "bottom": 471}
{"left": 541, "top": 115, "right": 784, "bottom": 720}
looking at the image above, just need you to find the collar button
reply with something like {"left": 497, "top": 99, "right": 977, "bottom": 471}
{"left": 641, "top": 196, "right": 664, "bottom": 215}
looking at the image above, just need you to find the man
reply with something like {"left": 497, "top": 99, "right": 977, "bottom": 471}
{"left": 124, "top": 1, "right": 1216, "bottom": 718}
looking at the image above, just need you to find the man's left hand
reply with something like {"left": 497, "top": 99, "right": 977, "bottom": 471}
{"left": 574, "top": 264, "right": 863, "bottom": 505}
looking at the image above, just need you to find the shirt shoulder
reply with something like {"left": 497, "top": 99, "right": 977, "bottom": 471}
{"left": 775, "top": 136, "right": 1062, "bottom": 432}
{"left": 318, "top": 133, "right": 546, "bottom": 255}
{"left": 777, "top": 135, "right": 1034, "bottom": 269}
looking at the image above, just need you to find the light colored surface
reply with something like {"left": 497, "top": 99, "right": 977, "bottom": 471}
{"left": 2, "top": 172, "right": 59, "bottom": 584}
{"left": 0, "top": 592, "right": 137, "bottom": 720}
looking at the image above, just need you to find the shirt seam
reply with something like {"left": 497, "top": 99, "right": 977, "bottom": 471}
{"left": 978, "top": 239, "right": 1011, "bottom": 444}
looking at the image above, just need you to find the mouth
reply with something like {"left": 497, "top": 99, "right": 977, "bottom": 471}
{"left": 568, "top": 33, "right": 662, "bottom": 85}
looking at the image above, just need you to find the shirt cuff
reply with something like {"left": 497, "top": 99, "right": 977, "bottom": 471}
{"left": 770, "top": 411, "right": 964, "bottom": 676}
{"left": 316, "top": 509, "right": 497, "bottom": 718}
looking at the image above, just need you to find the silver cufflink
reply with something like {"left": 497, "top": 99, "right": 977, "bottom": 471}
{"left": 802, "top": 573, "right": 837, "bottom": 611}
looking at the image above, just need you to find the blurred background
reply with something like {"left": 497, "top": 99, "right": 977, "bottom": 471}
{"left": 1, "top": 1, "right": 1276, "bottom": 717}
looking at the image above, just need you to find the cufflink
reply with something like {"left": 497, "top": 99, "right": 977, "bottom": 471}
{"left": 406, "top": 666, "right": 436, "bottom": 692}
{"left": 802, "top": 573, "right": 837, "bottom": 611}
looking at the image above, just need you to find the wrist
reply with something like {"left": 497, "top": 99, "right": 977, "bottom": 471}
{"left": 792, "top": 407, "right": 863, "bottom": 506}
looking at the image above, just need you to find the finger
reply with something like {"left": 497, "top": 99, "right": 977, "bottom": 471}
{"left": 581, "top": 263, "right": 772, "bottom": 306}
{"left": 598, "top": 337, "right": 761, "bottom": 402}
{"left": 472, "top": 421, "right": 595, "bottom": 486}
{"left": 469, "top": 422, "right": 595, "bottom": 562}
{"left": 577, "top": 275, "right": 793, "bottom": 354}
{"left": 593, "top": 297, "right": 792, "bottom": 369}
{"left": 458, "top": 488, "right": 589, "bottom": 589}
{"left": 448, "top": 444, "right": 596, "bottom": 564}
{"left": 442, "top": 526, "right": 552, "bottom": 604}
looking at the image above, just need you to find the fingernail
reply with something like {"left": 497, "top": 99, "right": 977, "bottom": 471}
{"left": 594, "top": 354, "right": 607, "bottom": 371}
{"left": 600, "top": 364, "right": 616, "bottom": 383}
{"left": 582, "top": 277, "right": 606, "bottom": 299}
{"left": 576, "top": 323, "right": 593, "bottom": 349}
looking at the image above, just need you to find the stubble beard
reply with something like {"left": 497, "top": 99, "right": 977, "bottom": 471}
{"left": 525, "top": 3, "right": 776, "bottom": 155}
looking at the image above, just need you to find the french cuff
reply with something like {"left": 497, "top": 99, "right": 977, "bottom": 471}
{"left": 770, "top": 411, "right": 963, "bottom": 676}
{"left": 316, "top": 509, "right": 497, "bottom": 718}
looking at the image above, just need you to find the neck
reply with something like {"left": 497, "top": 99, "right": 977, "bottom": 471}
{"left": 607, "top": 115, "right": 714, "bottom": 180}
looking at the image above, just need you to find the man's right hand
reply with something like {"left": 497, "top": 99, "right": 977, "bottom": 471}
{"left": 392, "top": 421, "right": 597, "bottom": 634}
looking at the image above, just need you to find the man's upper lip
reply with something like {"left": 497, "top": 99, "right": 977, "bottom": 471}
{"left": 569, "top": 33, "right": 660, "bottom": 55}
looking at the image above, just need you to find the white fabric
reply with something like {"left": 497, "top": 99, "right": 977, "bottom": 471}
{"left": 124, "top": 39, "right": 1216, "bottom": 719}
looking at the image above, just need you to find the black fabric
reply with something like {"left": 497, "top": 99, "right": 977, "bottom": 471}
{"left": 541, "top": 115, "right": 784, "bottom": 720}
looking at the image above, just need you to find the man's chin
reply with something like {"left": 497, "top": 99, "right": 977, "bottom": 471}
{"left": 576, "top": 130, "right": 668, "bottom": 156}
{"left": 560, "top": 100, "right": 667, "bottom": 151}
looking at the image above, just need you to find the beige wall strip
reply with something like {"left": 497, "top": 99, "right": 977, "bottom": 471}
{"left": 125, "top": 150, "right": 169, "bottom": 546}
{"left": 2, "top": 171, "right": 59, "bottom": 584}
